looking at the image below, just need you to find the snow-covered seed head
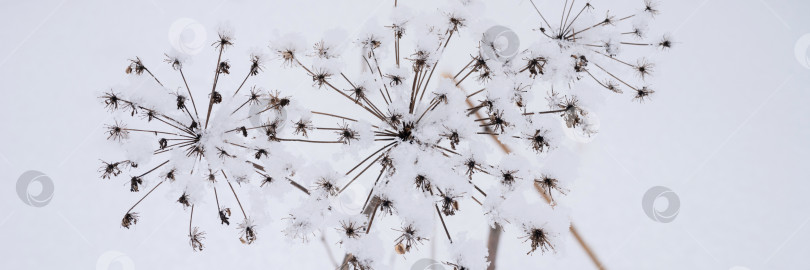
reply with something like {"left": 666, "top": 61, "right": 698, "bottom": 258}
{"left": 555, "top": 96, "right": 586, "bottom": 128}
{"left": 269, "top": 91, "right": 291, "bottom": 110}
{"left": 523, "top": 227, "right": 555, "bottom": 255}
{"left": 439, "top": 189, "right": 461, "bottom": 216}
{"left": 121, "top": 212, "right": 139, "bottom": 229}
{"left": 337, "top": 123, "right": 360, "bottom": 144}
{"left": 486, "top": 111, "right": 509, "bottom": 134}
{"left": 262, "top": 119, "right": 281, "bottom": 140}
{"left": 605, "top": 80, "right": 623, "bottom": 94}
{"left": 445, "top": 13, "right": 466, "bottom": 32}
{"left": 634, "top": 59, "right": 654, "bottom": 79}
{"left": 99, "top": 0, "right": 670, "bottom": 260}
{"left": 500, "top": 170, "right": 518, "bottom": 187}
{"left": 535, "top": 175, "right": 568, "bottom": 202}
{"left": 294, "top": 119, "right": 313, "bottom": 137}
{"left": 387, "top": 111, "right": 403, "bottom": 126}
{"left": 350, "top": 85, "right": 368, "bottom": 102}
{"left": 177, "top": 192, "right": 191, "bottom": 209}
{"left": 339, "top": 220, "right": 365, "bottom": 239}
{"left": 523, "top": 56, "right": 547, "bottom": 77}
{"left": 142, "top": 109, "right": 158, "bottom": 122}
{"left": 189, "top": 227, "right": 205, "bottom": 251}
{"left": 390, "top": 24, "right": 405, "bottom": 39}
{"left": 238, "top": 219, "right": 258, "bottom": 245}
{"left": 105, "top": 121, "right": 129, "bottom": 141}
{"left": 129, "top": 176, "right": 142, "bottom": 192}
{"left": 312, "top": 68, "right": 333, "bottom": 88}
{"left": 213, "top": 31, "right": 234, "bottom": 49}
{"left": 100, "top": 91, "right": 122, "bottom": 111}
{"left": 249, "top": 54, "right": 265, "bottom": 76}
{"left": 99, "top": 160, "right": 131, "bottom": 179}
{"left": 394, "top": 224, "right": 424, "bottom": 254}
{"left": 414, "top": 174, "right": 432, "bottom": 193}
{"left": 658, "top": 35, "right": 674, "bottom": 50}
{"left": 313, "top": 40, "right": 334, "bottom": 59}
{"left": 102, "top": 31, "right": 306, "bottom": 252}
{"left": 360, "top": 35, "right": 382, "bottom": 53}
{"left": 279, "top": 48, "right": 296, "bottom": 66}
{"left": 396, "top": 122, "right": 415, "bottom": 142}
{"left": 528, "top": 129, "right": 551, "bottom": 153}
{"left": 379, "top": 197, "right": 395, "bottom": 216}
{"left": 254, "top": 148, "right": 269, "bottom": 159}
{"left": 409, "top": 50, "right": 431, "bottom": 72}
{"left": 463, "top": 157, "right": 481, "bottom": 179}
{"left": 218, "top": 208, "right": 231, "bottom": 225}
{"left": 260, "top": 175, "right": 274, "bottom": 187}
{"left": 572, "top": 55, "right": 588, "bottom": 72}
{"left": 162, "top": 169, "right": 176, "bottom": 181}
{"left": 315, "top": 176, "right": 339, "bottom": 196}
{"left": 385, "top": 73, "right": 405, "bottom": 86}
{"left": 210, "top": 90, "right": 223, "bottom": 104}
{"left": 215, "top": 146, "right": 236, "bottom": 159}
{"left": 163, "top": 54, "right": 183, "bottom": 70}
{"left": 443, "top": 129, "right": 461, "bottom": 149}
{"left": 634, "top": 86, "right": 655, "bottom": 102}
{"left": 217, "top": 61, "right": 231, "bottom": 75}
{"left": 125, "top": 57, "right": 147, "bottom": 75}
{"left": 644, "top": 0, "right": 660, "bottom": 16}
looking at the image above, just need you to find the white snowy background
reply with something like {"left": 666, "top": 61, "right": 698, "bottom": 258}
{"left": 1, "top": 0, "right": 809, "bottom": 269}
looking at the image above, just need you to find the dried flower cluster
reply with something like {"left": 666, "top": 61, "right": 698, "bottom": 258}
{"left": 98, "top": 0, "right": 669, "bottom": 268}
{"left": 99, "top": 28, "right": 315, "bottom": 250}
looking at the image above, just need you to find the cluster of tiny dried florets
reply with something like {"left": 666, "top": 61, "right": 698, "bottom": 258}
{"left": 98, "top": 0, "right": 668, "bottom": 267}
{"left": 98, "top": 30, "right": 325, "bottom": 251}
{"left": 269, "top": 0, "right": 670, "bottom": 269}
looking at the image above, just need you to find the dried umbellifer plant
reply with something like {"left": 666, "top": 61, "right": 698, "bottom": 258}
{"left": 98, "top": 26, "right": 328, "bottom": 250}
{"left": 97, "top": 0, "right": 669, "bottom": 268}
{"left": 271, "top": 0, "right": 671, "bottom": 269}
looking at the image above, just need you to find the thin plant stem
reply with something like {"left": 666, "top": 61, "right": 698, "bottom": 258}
{"left": 126, "top": 180, "right": 164, "bottom": 213}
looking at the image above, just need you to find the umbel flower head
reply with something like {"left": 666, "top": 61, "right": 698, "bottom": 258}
{"left": 518, "top": 0, "right": 672, "bottom": 108}
{"left": 259, "top": 0, "right": 669, "bottom": 268}
{"left": 269, "top": 0, "right": 669, "bottom": 268}
{"left": 97, "top": 0, "right": 669, "bottom": 266}
{"left": 98, "top": 26, "right": 320, "bottom": 250}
